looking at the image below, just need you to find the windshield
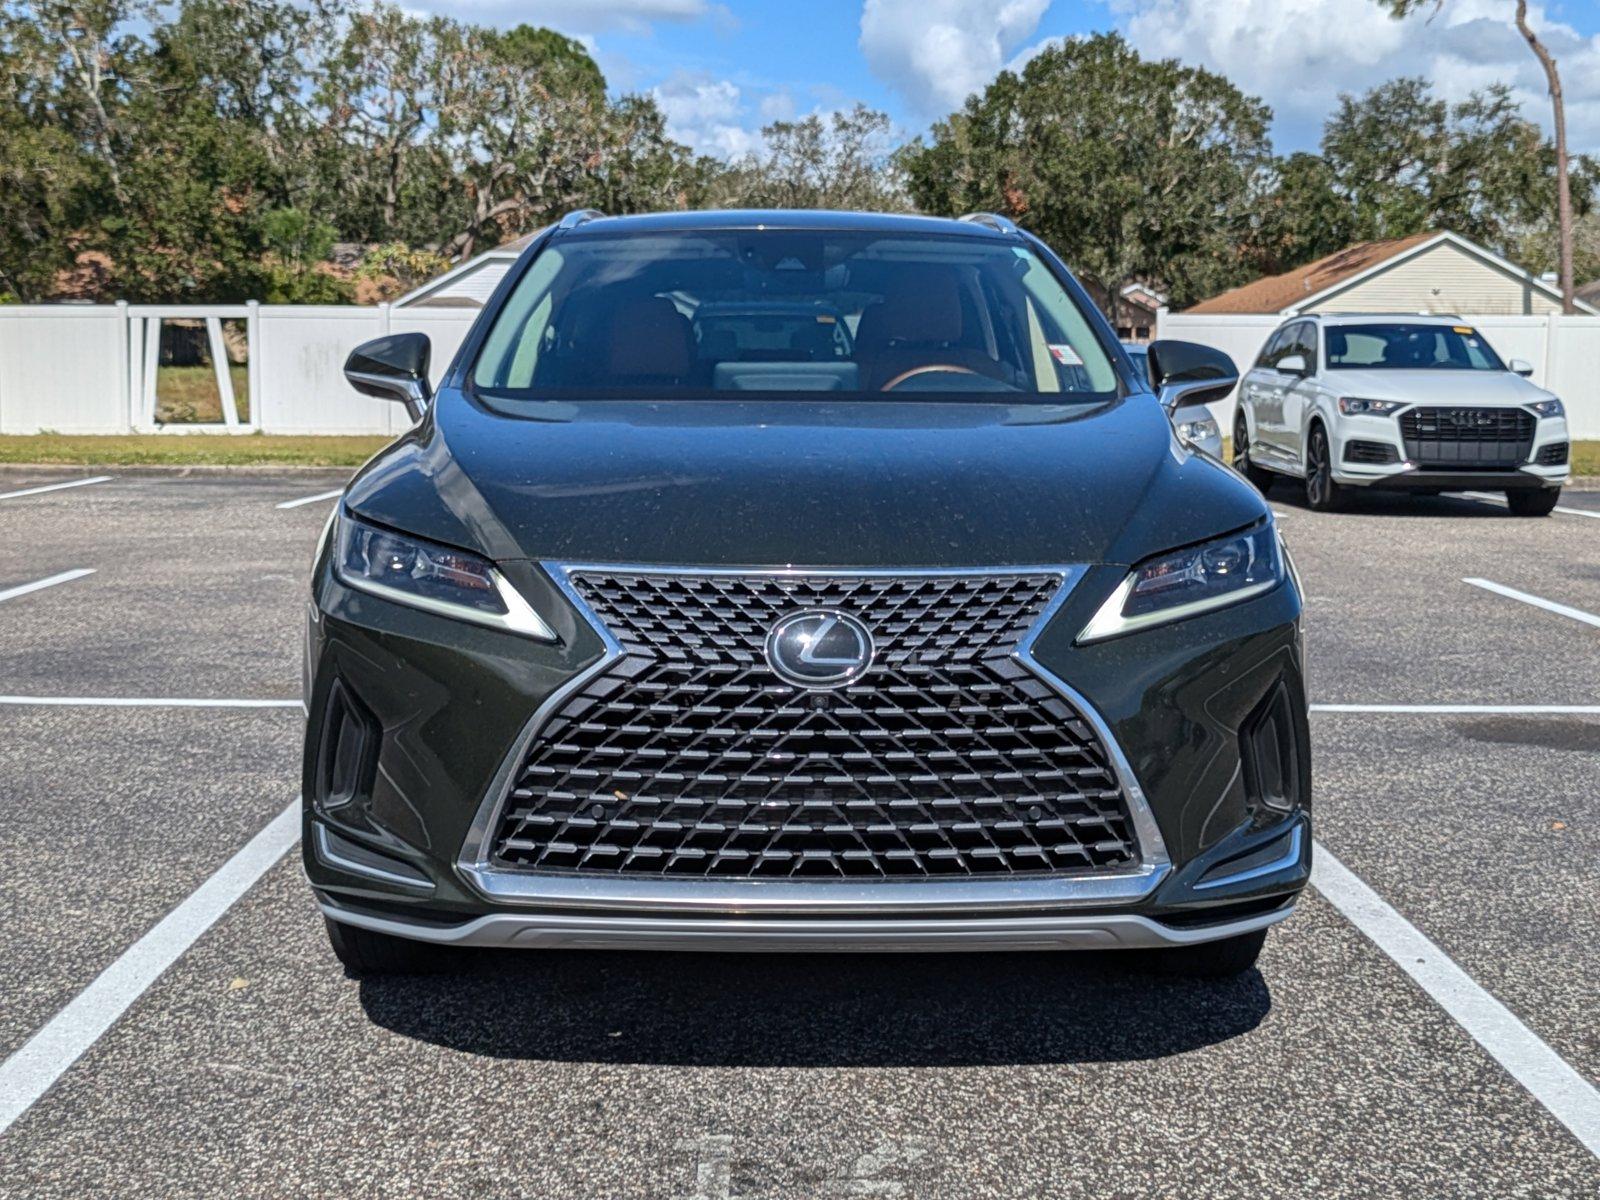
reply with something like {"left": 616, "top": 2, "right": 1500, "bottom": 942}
{"left": 1325, "top": 323, "right": 1506, "bottom": 372}
{"left": 471, "top": 230, "right": 1118, "bottom": 401}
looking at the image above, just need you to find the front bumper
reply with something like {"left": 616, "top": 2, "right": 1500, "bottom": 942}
{"left": 1331, "top": 409, "right": 1569, "bottom": 490}
{"left": 303, "top": 552, "right": 1311, "bottom": 952}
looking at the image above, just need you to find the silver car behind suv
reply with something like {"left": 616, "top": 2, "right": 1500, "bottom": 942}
{"left": 1232, "top": 313, "right": 1570, "bottom": 514}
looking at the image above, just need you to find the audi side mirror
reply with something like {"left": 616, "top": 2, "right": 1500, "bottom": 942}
{"left": 1509, "top": 358, "right": 1534, "bottom": 378}
{"left": 1147, "top": 339, "right": 1239, "bottom": 412}
{"left": 345, "top": 333, "right": 433, "bottom": 422}
{"left": 1276, "top": 353, "right": 1308, "bottom": 376}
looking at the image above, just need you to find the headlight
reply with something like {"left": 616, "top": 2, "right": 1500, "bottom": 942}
{"left": 1528, "top": 397, "right": 1564, "bottom": 418}
{"left": 1177, "top": 416, "right": 1220, "bottom": 444}
{"left": 1078, "top": 523, "right": 1283, "bottom": 643}
{"left": 334, "top": 512, "right": 556, "bottom": 641}
{"left": 1337, "top": 397, "right": 1405, "bottom": 416}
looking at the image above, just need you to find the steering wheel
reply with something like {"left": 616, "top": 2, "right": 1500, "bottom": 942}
{"left": 879, "top": 363, "right": 978, "bottom": 391}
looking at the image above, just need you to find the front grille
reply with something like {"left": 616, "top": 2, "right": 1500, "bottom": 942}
{"left": 1343, "top": 439, "right": 1400, "bottom": 465}
{"left": 1537, "top": 442, "right": 1569, "bottom": 466}
{"left": 491, "top": 570, "right": 1139, "bottom": 879}
{"left": 1400, "top": 407, "right": 1534, "bottom": 468}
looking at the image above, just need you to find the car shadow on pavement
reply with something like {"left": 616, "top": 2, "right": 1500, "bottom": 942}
{"left": 1268, "top": 489, "right": 1509, "bottom": 518}
{"left": 357, "top": 949, "right": 1271, "bottom": 1067}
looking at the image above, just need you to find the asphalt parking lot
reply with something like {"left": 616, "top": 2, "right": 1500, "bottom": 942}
{"left": 0, "top": 466, "right": 1596, "bottom": 1198}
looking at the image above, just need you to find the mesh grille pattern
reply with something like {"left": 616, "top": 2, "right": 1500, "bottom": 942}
{"left": 491, "top": 570, "right": 1138, "bottom": 879}
{"left": 1400, "top": 407, "right": 1534, "bottom": 468}
{"left": 1343, "top": 439, "right": 1400, "bottom": 465}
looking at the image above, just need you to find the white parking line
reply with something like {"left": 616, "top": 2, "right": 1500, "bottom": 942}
{"left": 275, "top": 489, "right": 343, "bottom": 510}
{"left": 1313, "top": 703, "right": 1600, "bottom": 715}
{"left": 1313, "top": 844, "right": 1600, "bottom": 1157}
{"left": 0, "top": 569, "right": 95, "bottom": 606}
{"left": 0, "top": 476, "right": 112, "bottom": 502}
{"left": 0, "top": 696, "right": 302, "bottom": 709}
{"left": 0, "top": 801, "right": 300, "bottom": 1135}
{"left": 1464, "top": 578, "right": 1600, "bottom": 630}
{"left": 1460, "top": 490, "right": 1600, "bottom": 520}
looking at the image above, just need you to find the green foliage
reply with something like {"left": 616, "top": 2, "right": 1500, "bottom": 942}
{"left": 712, "top": 105, "right": 909, "bottom": 212}
{"left": 357, "top": 244, "right": 455, "bottom": 291}
{"left": 901, "top": 34, "right": 1273, "bottom": 312}
{"left": 1256, "top": 79, "right": 1596, "bottom": 268}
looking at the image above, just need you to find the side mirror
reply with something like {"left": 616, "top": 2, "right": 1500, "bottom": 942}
{"left": 1147, "top": 339, "right": 1239, "bottom": 411}
{"left": 1509, "top": 358, "right": 1534, "bottom": 377}
{"left": 344, "top": 333, "right": 433, "bottom": 422}
{"left": 1277, "top": 353, "right": 1308, "bottom": 376}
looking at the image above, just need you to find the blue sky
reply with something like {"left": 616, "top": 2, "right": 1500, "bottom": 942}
{"left": 435, "top": 1, "right": 1600, "bottom": 157}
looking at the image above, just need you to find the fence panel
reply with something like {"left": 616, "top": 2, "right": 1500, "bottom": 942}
{"left": 253, "top": 306, "right": 387, "bottom": 435}
{"left": 1547, "top": 317, "right": 1600, "bottom": 440}
{"left": 0, "top": 306, "right": 127, "bottom": 434}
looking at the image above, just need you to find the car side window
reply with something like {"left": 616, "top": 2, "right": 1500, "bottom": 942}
{"left": 1255, "top": 327, "right": 1291, "bottom": 369}
{"left": 1293, "top": 323, "right": 1318, "bottom": 373}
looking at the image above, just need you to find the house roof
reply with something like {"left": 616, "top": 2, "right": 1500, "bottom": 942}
{"left": 1185, "top": 233, "right": 1438, "bottom": 314}
{"left": 1186, "top": 230, "right": 1598, "bottom": 316}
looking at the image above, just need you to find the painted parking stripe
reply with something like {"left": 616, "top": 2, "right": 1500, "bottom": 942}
{"left": 0, "top": 696, "right": 301, "bottom": 709}
{"left": 1460, "top": 490, "right": 1600, "bottom": 520}
{"left": 1313, "top": 703, "right": 1600, "bottom": 715}
{"left": 0, "top": 569, "right": 95, "bottom": 605}
{"left": 1464, "top": 578, "right": 1600, "bottom": 630}
{"left": 0, "top": 801, "right": 300, "bottom": 1136}
{"left": 0, "top": 476, "right": 112, "bottom": 502}
{"left": 1313, "top": 844, "right": 1600, "bottom": 1157}
{"left": 275, "top": 489, "right": 343, "bottom": 510}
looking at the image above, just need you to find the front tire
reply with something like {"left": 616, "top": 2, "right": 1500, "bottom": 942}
{"left": 1304, "top": 425, "right": 1344, "bottom": 511}
{"left": 1133, "top": 929, "right": 1267, "bottom": 979}
{"left": 1506, "top": 488, "right": 1560, "bottom": 517}
{"left": 324, "top": 917, "right": 451, "bottom": 976}
{"left": 1232, "top": 414, "right": 1275, "bottom": 492}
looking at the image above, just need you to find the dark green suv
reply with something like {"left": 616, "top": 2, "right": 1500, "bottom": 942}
{"left": 303, "top": 209, "right": 1310, "bottom": 978}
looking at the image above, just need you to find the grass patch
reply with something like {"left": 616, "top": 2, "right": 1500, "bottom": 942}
{"left": 0, "top": 433, "right": 392, "bottom": 467}
{"left": 155, "top": 364, "right": 251, "bottom": 424}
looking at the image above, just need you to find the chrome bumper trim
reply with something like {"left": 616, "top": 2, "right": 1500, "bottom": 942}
{"left": 456, "top": 563, "right": 1173, "bottom": 913}
{"left": 321, "top": 900, "right": 1294, "bottom": 952}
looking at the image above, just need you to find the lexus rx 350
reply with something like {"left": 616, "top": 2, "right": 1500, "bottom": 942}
{"left": 304, "top": 209, "right": 1310, "bottom": 979}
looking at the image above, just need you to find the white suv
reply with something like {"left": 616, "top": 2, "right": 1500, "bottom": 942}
{"left": 1232, "top": 313, "right": 1570, "bottom": 515}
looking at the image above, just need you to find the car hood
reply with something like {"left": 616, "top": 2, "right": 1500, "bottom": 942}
{"left": 1325, "top": 368, "right": 1553, "bottom": 406}
{"left": 345, "top": 391, "right": 1266, "bottom": 569}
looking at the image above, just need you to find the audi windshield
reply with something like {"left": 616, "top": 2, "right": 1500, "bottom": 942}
{"left": 1326, "top": 323, "right": 1507, "bottom": 371}
{"left": 471, "top": 230, "right": 1118, "bottom": 402}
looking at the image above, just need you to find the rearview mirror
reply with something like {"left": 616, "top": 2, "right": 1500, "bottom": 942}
{"left": 1146, "top": 339, "right": 1239, "bottom": 411}
{"left": 1277, "top": 353, "right": 1308, "bottom": 376}
{"left": 345, "top": 333, "right": 433, "bottom": 422}
{"left": 1509, "top": 358, "right": 1534, "bottom": 377}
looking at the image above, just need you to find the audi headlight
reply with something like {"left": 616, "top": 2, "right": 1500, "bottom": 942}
{"left": 334, "top": 512, "right": 556, "bottom": 641}
{"left": 1177, "top": 416, "right": 1220, "bottom": 445}
{"left": 1079, "top": 524, "right": 1283, "bottom": 643}
{"left": 1528, "top": 397, "right": 1564, "bottom": 418}
{"left": 1337, "top": 397, "right": 1405, "bottom": 416}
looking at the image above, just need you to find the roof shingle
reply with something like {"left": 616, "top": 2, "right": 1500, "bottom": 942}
{"left": 1184, "top": 232, "right": 1439, "bottom": 314}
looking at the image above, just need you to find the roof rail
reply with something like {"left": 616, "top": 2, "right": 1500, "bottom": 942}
{"left": 557, "top": 209, "right": 605, "bottom": 230}
{"left": 959, "top": 212, "right": 1020, "bottom": 235}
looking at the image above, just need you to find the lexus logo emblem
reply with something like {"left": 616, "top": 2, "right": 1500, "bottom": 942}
{"left": 764, "top": 610, "right": 875, "bottom": 689}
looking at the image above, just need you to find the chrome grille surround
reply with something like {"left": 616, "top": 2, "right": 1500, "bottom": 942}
{"left": 457, "top": 564, "right": 1172, "bottom": 915}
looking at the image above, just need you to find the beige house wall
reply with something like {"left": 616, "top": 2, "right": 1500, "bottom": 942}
{"left": 1310, "top": 242, "right": 1562, "bottom": 315}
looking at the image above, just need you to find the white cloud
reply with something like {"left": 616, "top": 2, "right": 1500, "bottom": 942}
{"left": 1116, "top": 0, "right": 1600, "bottom": 153}
{"left": 859, "top": 0, "right": 1052, "bottom": 117}
{"left": 652, "top": 73, "right": 764, "bottom": 158}
{"left": 438, "top": 0, "right": 719, "bottom": 36}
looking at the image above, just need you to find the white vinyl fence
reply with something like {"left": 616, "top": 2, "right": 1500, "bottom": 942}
{"left": 1156, "top": 310, "right": 1600, "bottom": 440}
{"left": 0, "top": 302, "right": 476, "bottom": 436}
{"left": 1, "top": 302, "right": 1597, "bottom": 438}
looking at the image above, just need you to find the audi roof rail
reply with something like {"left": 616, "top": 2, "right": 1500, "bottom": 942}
{"left": 959, "top": 212, "right": 1021, "bottom": 235}
{"left": 557, "top": 209, "right": 606, "bottom": 230}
